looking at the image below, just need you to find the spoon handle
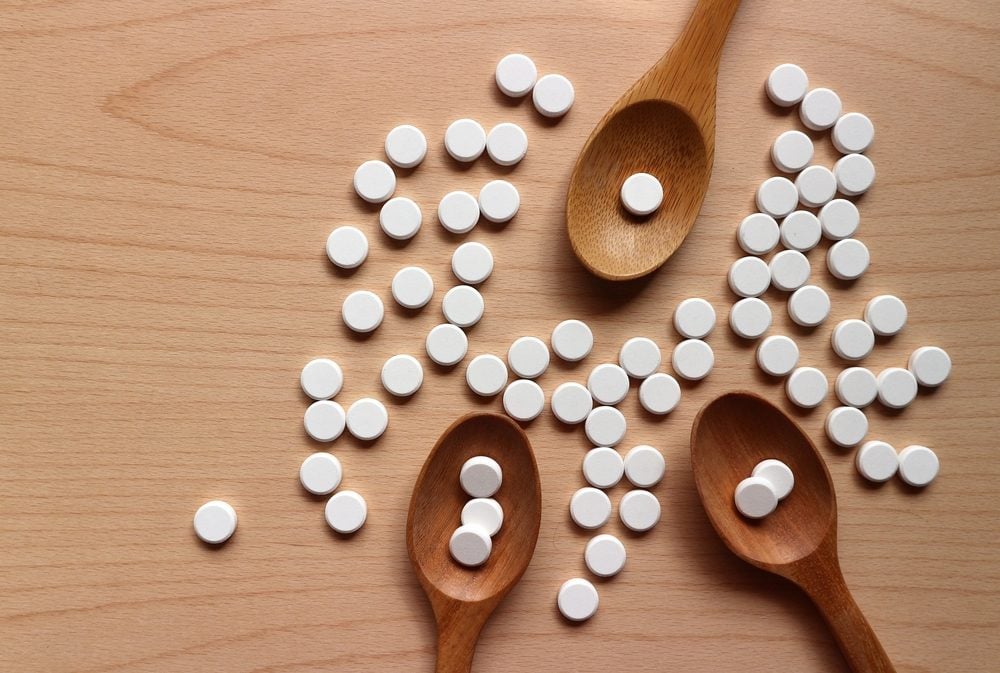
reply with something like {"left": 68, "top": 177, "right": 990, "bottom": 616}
{"left": 434, "top": 603, "right": 490, "bottom": 673}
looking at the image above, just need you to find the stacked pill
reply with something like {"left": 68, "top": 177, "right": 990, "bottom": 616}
{"left": 450, "top": 456, "right": 504, "bottom": 567}
{"left": 734, "top": 459, "right": 794, "bottom": 519}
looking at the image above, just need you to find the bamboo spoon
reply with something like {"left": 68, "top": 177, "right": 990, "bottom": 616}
{"left": 566, "top": 0, "right": 742, "bottom": 281}
{"left": 690, "top": 392, "right": 896, "bottom": 673}
{"left": 406, "top": 413, "right": 541, "bottom": 673}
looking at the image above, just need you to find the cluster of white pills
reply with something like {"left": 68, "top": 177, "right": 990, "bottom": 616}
{"left": 734, "top": 459, "right": 794, "bottom": 519}
{"left": 450, "top": 456, "right": 504, "bottom": 567}
{"left": 855, "top": 441, "right": 939, "bottom": 487}
{"left": 496, "top": 53, "right": 575, "bottom": 118}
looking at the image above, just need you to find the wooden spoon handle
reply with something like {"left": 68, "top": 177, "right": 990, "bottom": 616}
{"left": 433, "top": 604, "right": 489, "bottom": 673}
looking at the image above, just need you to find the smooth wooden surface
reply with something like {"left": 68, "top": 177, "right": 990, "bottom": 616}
{"left": 1, "top": 1, "right": 998, "bottom": 672}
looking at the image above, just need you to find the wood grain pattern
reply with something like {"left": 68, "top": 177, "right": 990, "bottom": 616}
{"left": 1, "top": 1, "right": 998, "bottom": 672}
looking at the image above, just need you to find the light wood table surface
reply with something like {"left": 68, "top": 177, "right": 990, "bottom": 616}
{"left": 2, "top": 1, "right": 998, "bottom": 671}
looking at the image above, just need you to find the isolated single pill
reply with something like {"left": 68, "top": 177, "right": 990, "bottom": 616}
{"left": 438, "top": 191, "right": 480, "bottom": 234}
{"left": 735, "top": 477, "right": 778, "bottom": 519}
{"left": 771, "top": 130, "right": 814, "bottom": 173}
{"left": 380, "top": 354, "right": 423, "bottom": 397}
{"left": 836, "top": 367, "right": 878, "bottom": 407}
{"left": 624, "top": 445, "right": 666, "bottom": 488}
{"left": 674, "top": 298, "right": 716, "bottom": 339}
{"left": 533, "top": 73, "right": 575, "bottom": 117}
{"left": 865, "top": 295, "right": 907, "bottom": 336}
{"left": 855, "top": 440, "right": 898, "bottom": 483}
{"left": 585, "top": 406, "right": 627, "bottom": 447}
{"left": 876, "top": 367, "right": 918, "bottom": 409}
{"left": 756, "top": 176, "right": 799, "bottom": 218}
{"left": 671, "top": 339, "right": 714, "bottom": 381}
{"left": 391, "top": 266, "right": 434, "bottom": 309}
{"left": 326, "top": 226, "right": 369, "bottom": 269}
{"left": 757, "top": 335, "right": 800, "bottom": 377}
{"left": 729, "top": 256, "right": 771, "bottom": 297}
{"left": 478, "top": 179, "right": 520, "bottom": 223}
{"left": 620, "top": 173, "right": 664, "bottom": 216}
{"left": 897, "top": 445, "right": 939, "bottom": 487}
{"left": 461, "top": 498, "right": 504, "bottom": 537}
{"left": 908, "top": 346, "right": 951, "bottom": 387}
{"left": 780, "top": 210, "right": 822, "bottom": 252}
{"left": 557, "top": 578, "right": 599, "bottom": 622}
{"left": 832, "top": 112, "right": 874, "bottom": 154}
{"left": 502, "top": 379, "right": 545, "bottom": 422}
{"left": 751, "top": 459, "right": 794, "bottom": 500}
{"left": 834, "top": 154, "right": 876, "bottom": 196}
{"left": 729, "top": 297, "right": 772, "bottom": 339}
{"left": 551, "top": 319, "right": 594, "bottom": 361}
{"left": 585, "top": 534, "right": 627, "bottom": 578}
{"left": 449, "top": 524, "right": 493, "bottom": 567}
{"left": 193, "top": 500, "right": 237, "bottom": 544}
{"left": 769, "top": 249, "right": 811, "bottom": 291}
{"left": 785, "top": 366, "right": 828, "bottom": 408}
{"left": 304, "top": 400, "right": 346, "bottom": 442}
{"left": 619, "top": 337, "right": 661, "bottom": 379}
{"left": 442, "top": 285, "right": 485, "bottom": 328}
{"left": 825, "top": 406, "right": 869, "bottom": 447}
{"left": 800, "top": 88, "right": 842, "bottom": 131}
{"left": 495, "top": 53, "right": 537, "bottom": 97}
{"left": 550, "top": 382, "right": 593, "bottom": 424}
{"left": 583, "top": 447, "right": 625, "bottom": 489}
{"left": 570, "top": 487, "right": 612, "bottom": 529}
{"left": 300, "top": 358, "right": 343, "bottom": 400}
{"left": 795, "top": 165, "right": 837, "bottom": 208}
{"left": 819, "top": 199, "right": 860, "bottom": 240}
{"left": 466, "top": 354, "right": 508, "bottom": 397}
{"left": 737, "top": 213, "right": 780, "bottom": 255}
{"left": 346, "top": 398, "right": 389, "bottom": 441}
{"left": 342, "top": 290, "right": 384, "bottom": 333}
{"left": 588, "top": 363, "right": 630, "bottom": 406}
{"left": 486, "top": 122, "right": 528, "bottom": 166}
{"left": 766, "top": 63, "right": 809, "bottom": 107}
{"left": 827, "top": 239, "right": 870, "bottom": 281}
{"left": 787, "top": 285, "right": 831, "bottom": 327}
{"left": 324, "top": 490, "right": 367, "bottom": 534}
{"left": 638, "top": 372, "right": 681, "bottom": 415}
{"left": 299, "top": 452, "right": 343, "bottom": 495}
{"left": 461, "top": 456, "right": 503, "bottom": 498}
{"left": 452, "top": 241, "right": 494, "bottom": 285}
{"left": 832, "top": 319, "right": 875, "bottom": 361}
{"left": 379, "top": 196, "right": 422, "bottom": 241}
{"left": 619, "top": 489, "right": 661, "bottom": 532}
{"left": 425, "top": 323, "right": 468, "bottom": 366}
{"left": 384, "top": 124, "right": 427, "bottom": 169}
{"left": 353, "top": 160, "right": 396, "bottom": 203}
{"left": 508, "top": 336, "right": 550, "bottom": 379}
{"left": 444, "top": 119, "right": 487, "bottom": 162}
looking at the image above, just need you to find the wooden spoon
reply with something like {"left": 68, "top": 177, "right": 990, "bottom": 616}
{"left": 406, "top": 412, "right": 542, "bottom": 673}
{"left": 566, "top": 0, "right": 742, "bottom": 281}
{"left": 690, "top": 392, "right": 896, "bottom": 673}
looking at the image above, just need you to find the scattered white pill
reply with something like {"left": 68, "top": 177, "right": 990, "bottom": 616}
{"left": 832, "top": 319, "right": 875, "bottom": 361}
{"left": 865, "top": 295, "right": 907, "bottom": 336}
{"left": 502, "top": 379, "right": 545, "bottom": 422}
{"left": 461, "top": 456, "right": 503, "bottom": 498}
{"left": 729, "top": 297, "right": 772, "bottom": 339}
{"left": 583, "top": 447, "right": 625, "bottom": 489}
{"left": 832, "top": 112, "right": 874, "bottom": 154}
{"left": 674, "top": 298, "right": 716, "bottom": 339}
{"left": 877, "top": 367, "right": 918, "bottom": 409}
{"left": 570, "top": 487, "right": 612, "bottom": 529}
{"left": 342, "top": 290, "right": 384, "bottom": 333}
{"left": 391, "top": 266, "right": 434, "bottom": 309}
{"left": 508, "top": 336, "right": 550, "bottom": 379}
{"left": 585, "top": 406, "right": 627, "bottom": 447}
{"left": 771, "top": 130, "right": 814, "bottom": 173}
{"left": 819, "top": 199, "right": 860, "bottom": 240}
{"left": 384, "top": 124, "right": 427, "bottom": 169}
{"left": 897, "top": 445, "right": 939, "bottom": 487}
{"left": 193, "top": 500, "right": 237, "bottom": 544}
{"left": 787, "top": 285, "right": 831, "bottom": 327}
{"left": 444, "top": 119, "right": 487, "bottom": 162}
{"left": 756, "top": 335, "right": 800, "bottom": 377}
{"left": 825, "top": 406, "right": 869, "bottom": 447}
{"left": 770, "top": 249, "right": 811, "bottom": 291}
{"left": 558, "top": 578, "right": 599, "bottom": 622}
{"left": 425, "top": 323, "right": 468, "bottom": 366}
{"left": 381, "top": 354, "right": 423, "bottom": 397}
{"left": 827, "top": 239, "right": 870, "bottom": 281}
{"left": 325, "top": 490, "right": 367, "bottom": 534}
{"left": 551, "top": 382, "right": 593, "bottom": 424}
{"left": 620, "top": 173, "right": 664, "bottom": 216}
{"left": 619, "top": 337, "right": 661, "bottom": 379}
{"left": 619, "top": 489, "right": 660, "bottom": 532}
{"left": 780, "top": 211, "right": 822, "bottom": 252}
{"left": 638, "top": 373, "right": 681, "bottom": 415}
{"left": 486, "top": 122, "right": 528, "bottom": 166}
{"left": 800, "top": 88, "right": 842, "bottom": 131}
{"left": 466, "top": 354, "right": 508, "bottom": 397}
{"left": 796, "top": 165, "right": 837, "bottom": 208}
{"left": 300, "top": 358, "right": 343, "bottom": 400}
{"left": 834, "top": 153, "right": 876, "bottom": 196}
{"left": 752, "top": 459, "right": 794, "bottom": 500}
{"left": 855, "top": 440, "right": 898, "bottom": 483}
{"left": 353, "top": 160, "right": 396, "bottom": 203}
{"left": 326, "top": 226, "right": 369, "bottom": 269}
{"left": 756, "top": 176, "right": 799, "bottom": 218}
{"left": 451, "top": 241, "right": 494, "bottom": 285}
{"left": 438, "top": 191, "right": 480, "bottom": 234}
{"left": 585, "top": 534, "right": 627, "bottom": 578}
{"left": 450, "top": 524, "right": 492, "bottom": 566}
{"left": 442, "top": 285, "right": 485, "bottom": 328}
{"left": 836, "top": 367, "right": 879, "bottom": 407}
{"left": 533, "top": 73, "right": 574, "bottom": 117}
{"left": 908, "top": 346, "right": 951, "bottom": 387}
{"left": 299, "top": 452, "right": 343, "bottom": 495}
{"left": 735, "top": 477, "right": 778, "bottom": 519}
{"left": 624, "top": 445, "right": 665, "bottom": 488}
{"left": 478, "top": 179, "right": 520, "bottom": 223}
{"left": 304, "top": 400, "right": 346, "bottom": 442}
{"left": 551, "top": 319, "right": 594, "bottom": 361}
{"left": 461, "top": 498, "right": 504, "bottom": 537}
{"left": 728, "top": 256, "right": 771, "bottom": 298}
{"left": 346, "top": 398, "right": 389, "bottom": 441}
{"left": 379, "top": 196, "right": 422, "bottom": 240}
{"left": 737, "top": 213, "right": 780, "bottom": 255}
{"left": 672, "top": 339, "right": 714, "bottom": 381}
{"left": 495, "top": 53, "right": 537, "bottom": 97}
{"left": 785, "top": 366, "right": 828, "bottom": 408}
{"left": 588, "top": 363, "right": 630, "bottom": 406}
{"left": 766, "top": 63, "right": 809, "bottom": 107}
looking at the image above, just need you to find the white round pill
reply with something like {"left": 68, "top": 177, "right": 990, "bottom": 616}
{"left": 834, "top": 153, "right": 876, "bottom": 196}
{"left": 425, "top": 323, "right": 468, "bottom": 366}
{"left": 827, "top": 238, "right": 870, "bottom": 281}
{"left": 461, "top": 456, "right": 503, "bottom": 498}
{"left": 766, "top": 63, "right": 809, "bottom": 107}
{"left": 299, "top": 452, "right": 343, "bottom": 495}
{"left": 486, "top": 122, "right": 528, "bottom": 166}
{"left": 384, "top": 124, "right": 427, "bottom": 169}
{"left": 619, "top": 337, "right": 661, "bottom": 379}
{"left": 582, "top": 447, "right": 625, "bottom": 489}
{"left": 735, "top": 477, "right": 778, "bottom": 519}
{"left": 442, "top": 285, "right": 484, "bottom": 328}
{"left": 450, "top": 524, "right": 493, "bottom": 566}
{"left": 588, "top": 363, "right": 630, "bottom": 406}
{"left": 729, "top": 297, "right": 772, "bottom": 339}
{"left": 381, "top": 354, "right": 423, "bottom": 397}
{"left": 451, "top": 241, "right": 494, "bottom": 285}
{"left": 624, "top": 445, "right": 665, "bottom": 488}
{"left": 796, "top": 165, "right": 837, "bottom": 208}
{"left": 728, "top": 256, "right": 771, "bottom": 298}
{"left": 786, "top": 366, "right": 828, "bottom": 408}
{"left": 908, "top": 346, "right": 951, "bottom": 387}
{"left": 324, "top": 490, "right": 367, "bottom": 534}
{"left": 674, "top": 298, "right": 716, "bottom": 339}
{"left": 757, "top": 335, "right": 800, "bottom": 377}
{"left": 836, "top": 367, "right": 878, "bottom": 407}
{"left": 465, "top": 354, "right": 508, "bottom": 397}
{"left": 756, "top": 176, "right": 799, "bottom": 218}
{"left": 353, "top": 160, "right": 396, "bottom": 204}
{"left": 825, "top": 406, "right": 869, "bottom": 447}
{"left": 638, "top": 373, "right": 681, "bottom": 415}
{"left": 478, "top": 180, "right": 520, "bottom": 223}
{"left": 737, "top": 213, "right": 780, "bottom": 255}
{"left": 495, "top": 53, "right": 537, "bottom": 97}
{"left": 585, "top": 406, "right": 627, "bottom": 447}
{"left": 865, "top": 295, "right": 907, "bottom": 336}
{"left": 856, "top": 441, "right": 898, "bottom": 483}
{"left": 800, "top": 88, "right": 842, "bottom": 131}
{"left": 671, "top": 339, "right": 714, "bottom": 381}
{"left": 508, "top": 336, "right": 550, "bottom": 379}
{"left": 194, "top": 500, "right": 237, "bottom": 544}
{"left": 832, "top": 319, "right": 875, "bottom": 361}
{"left": 533, "top": 73, "right": 574, "bottom": 117}
{"left": 877, "top": 367, "right": 918, "bottom": 409}
{"left": 551, "top": 382, "right": 593, "bottom": 424}
{"left": 819, "top": 199, "right": 860, "bottom": 240}
{"left": 438, "top": 191, "right": 480, "bottom": 234}
{"left": 346, "top": 398, "right": 388, "bottom": 441}
{"left": 326, "top": 226, "right": 368, "bottom": 269}
{"left": 832, "top": 112, "right": 874, "bottom": 154}
{"left": 444, "top": 119, "right": 486, "bottom": 162}
{"left": 570, "top": 487, "right": 612, "bottom": 529}
{"left": 585, "top": 534, "right": 627, "bottom": 578}
{"left": 769, "top": 249, "right": 811, "bottom": 291}
{"left": 502, "top": 379, "right": 545, "bottom": 422}
{"left": 304, "top": 400, "right": 346, "bottom": 442}
{"left": 780, "top": 210, "right": 822, "bottom": 251}
{"left": 619, "top": 489, "right": 661, "bottom": 532}
{"left": 752, "top": 459, "right": 794, "bottom": 500}
{"left": 300, "top": 358, "right": 343, "bottom": 400}
{"left": 620, "top": 173, "right": 664, "bottom": 216}
{"left": 787, "top": 285, "right": 831, "bottom": 327}
{"left": 461, "top": 498, "right": 504, "bottom": 537}
{"left": 897, "top": 445, "right": 939, "bottom": 487}
{"left": 342, "top": 290, "right": 384, "bottom": 333}
{"left": 379, "top": 197, "right": 422, "bottom": 240}
{"left": 771, "top": 130, "right": 814, "bottom": 173}
{"left": 551, "top": 319, "right": 593, "bottom": 362}
{"left": 558, "top": 578, "right": 599, "bottom": 622}
{"left": 391, "top": 266, "right": 434, "bottom": 309}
